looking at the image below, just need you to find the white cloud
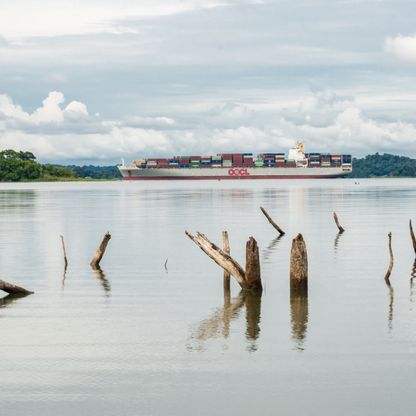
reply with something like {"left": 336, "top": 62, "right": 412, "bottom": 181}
{"left": 0, "top": 0, "right": 263, "bottom": 39}
{"left": 1, "top": 90, "right": 416, "bottom": 164}
{"left": 0, "top": 91, "right": 89, "bottom": 126}
{"left": 385, "top": 34, "right": 416, "bottom": 64}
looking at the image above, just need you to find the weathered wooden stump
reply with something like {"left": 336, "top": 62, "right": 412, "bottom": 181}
{"left": 0, "top": 279, "right": 34, "bottom": 295}
{"left": 90, "top": 232, "right": 111, "bottom": 269}
{"left": 222, "top": 231, "right": 231, "bottom": 293}
{"left": 290, "top": 234, "right": 308, "bottom": 294}
{"left": 333, "top": 212, "right": 345, "bottom": 233}
{"left": 384, "top": 232, "right": 394, "bottom": 283}
{"left": 260, "top": 207, "right": 285, "bottom": 236}
{"left": 60, "top": 234, "right": 68, "bottom": 270}
{"left": 410, "top": 220, "right": 416, "bottom": 256}
{"left": 245, "top": 237, "right": 262, "bottom": 291}
{"left": 185, "top": 231, "right": 262, "bottom": 292}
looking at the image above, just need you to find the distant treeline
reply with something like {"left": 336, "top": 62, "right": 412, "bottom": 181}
{"left": 351, "top": 153, "right": 416, "bottom": 178}
{"left": 63, "top": 164, "right": 121, "bottom": 179}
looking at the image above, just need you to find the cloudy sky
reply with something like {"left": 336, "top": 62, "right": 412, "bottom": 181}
{"left": 0, "top": 0, "right": 416, "bottom": 164}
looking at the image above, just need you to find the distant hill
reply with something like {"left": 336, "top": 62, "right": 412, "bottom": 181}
{"left": 351, "top": 153, "right": 416, "bottom": 178}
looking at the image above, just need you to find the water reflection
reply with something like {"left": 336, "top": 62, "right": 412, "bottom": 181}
{"left": 0, "top": 190, "right": 36, "bottom": 211}
{"left": 92, "top": 267, "right": 111, "bottom": 296}
{"left": 290, "top": 288, "right": 309, "bottom": 351}
{"left": 262, "top": 235, "right": 284, "bottom": 262}
{"left": 0, "top": 293, "right": 31, "bottom": 311}
{"left": 410, "top": 260, "right": 416, "bottom": 308}
{"left": 244, "top": 292, "right": 261, "bottom": 352}
{"left": 334, "top": 231, "right": 343, "bottom": 251}
{"left": 61, "top": 267, "right": 68, "bottom": 288}
{"left": 385, "top": 279, "right": 394, "bottom": 332}
{"left": 188, "top": 290, "right": 262, "bottom": 352}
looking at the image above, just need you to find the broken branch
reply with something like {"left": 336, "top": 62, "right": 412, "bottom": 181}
{"left": 333, "top": 212, "right": 345, "bottom": 233}
{"left": 90, "top": 232, "right": 111, "bottom": 269}
{"left": 384, "top": 232, "right": 394, "bottom": 282}
{"left": 260, "top": 207, "right": 285, "bottom": 236}
{"left": 0, "top": 279, "right": 34, "bottom": 295}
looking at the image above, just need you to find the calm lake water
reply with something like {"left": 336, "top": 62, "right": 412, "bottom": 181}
{"left": 1, "top": 179, "right": 416, "bottom": 415}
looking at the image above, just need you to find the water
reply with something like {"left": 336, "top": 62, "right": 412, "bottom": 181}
{"left": 1, "top": 179, "right": 416, "bottom": 415}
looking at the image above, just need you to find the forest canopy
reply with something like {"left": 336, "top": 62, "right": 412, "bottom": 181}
{"left": 0, "top": 149, "right": 76, "bottom": 181}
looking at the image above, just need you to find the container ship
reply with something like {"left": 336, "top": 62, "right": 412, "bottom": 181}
{"left": 118, "top": 143, "right": 352, "bottom": 180}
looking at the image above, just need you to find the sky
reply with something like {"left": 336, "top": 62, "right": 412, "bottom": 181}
{"left": 0, "top": 0, "right": 416, "bottom": 164}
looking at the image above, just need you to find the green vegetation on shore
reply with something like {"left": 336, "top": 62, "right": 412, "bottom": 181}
{"left": 351, "top": 153, "right": 416, "bottom": 178}
{"left": 0, "top": 150, "right": 76, "bottom": 182}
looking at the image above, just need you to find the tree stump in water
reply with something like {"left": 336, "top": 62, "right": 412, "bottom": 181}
{"left": 260, "top": 207, "right": 285, "bottom": 236}
{"left": 290, "top": 234, "right": 308, "bottom": 294}
{"left": 333, "top": 212, "right": 345, "bottom": 233}
{"left": 0, "top": 279, "right": 34, "bottom": 295}
{"left": 245, "top": 237, "right": 262, "bottom": 291}
{"left": 90, "top": 232, "right": 111, "bottom": 269}
{"left": 186, "top": 231, "right": 262, "bottom": 292}
{"left": 410, "top": 220, "right": 416, "bottom": 256}
{"left": 222, "top": 231, "right": 231, "bottom": 293}
{"left": 60, "top": 234, "right": 68, "bottom": 270}
{"left": 384, "top": 232, "right": 394, "bottom": 283}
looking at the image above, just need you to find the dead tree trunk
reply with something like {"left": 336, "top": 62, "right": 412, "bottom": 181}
{"left": 185, "top": 231, "right": 261, "bottom": 291}
{"left": 410, "top": 220, "right": 416, "bottom": 256}
{"left": 333, "top": 212, "right": 345, "bottom": 233}
{"left": 60, "top": 234, "right": 68, "bottom": 270}
{"left": 245, "top": 237, "right": 262, "bottom": 291}
{"left": 0, "top": 279, "right": 34, "bottom": 295}
{"left": 222, "top": 231, "right": 231, "bottom": 293}
{"left": 290, "top": 234, "right": 308, "bottom": 294}
{"left": 90, "top": 232, "right": 111, "bottom": 269}
{"left": 260, "top": 207, "right": 285, "bottom": 236}
{"left": 186, "top": 231, "right": 246, "bottom": 287}
{"left": 385, "top": 232, "right": 394, "bottom": 282}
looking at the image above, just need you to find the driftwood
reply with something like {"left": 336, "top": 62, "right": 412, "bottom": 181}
{"left": 185, "top": 231, "right": 262, "bottom": 292}
{"left": 290, "top": 234, "right": 308, "bottom": 293}
{"left": 0, "top": 279, "right": 34, "bottom": 295}
{"left": 410, "top": 220, "right": 416, "bottom": 255}
{"left": 60, "top": 234, "right": 68, "bottom": 270}
{"left": 90, "top": 232, "right": 111, "bottom": 269}
{"left": 222, "top": 231, "right": 231, "bottom": 292}
{"left": 260, "top": 207, "right": 285, "bottom": 236}
{"left": 384, "top": 232, "right": 394, "bottom": 282}
{"left": 333, "top": 212, "right": 345, "bottom": 233}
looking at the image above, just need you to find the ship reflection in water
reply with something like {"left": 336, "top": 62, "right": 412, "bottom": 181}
{"left": 188, "top": 289, "right": 261, "bottom": 352}
{"left": 290, "top": 289, "right": 309, "bottom": 351}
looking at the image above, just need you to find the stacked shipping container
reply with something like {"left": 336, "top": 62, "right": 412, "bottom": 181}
{"left": 139, "top": 152, "right": 352, "bottom": 169}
